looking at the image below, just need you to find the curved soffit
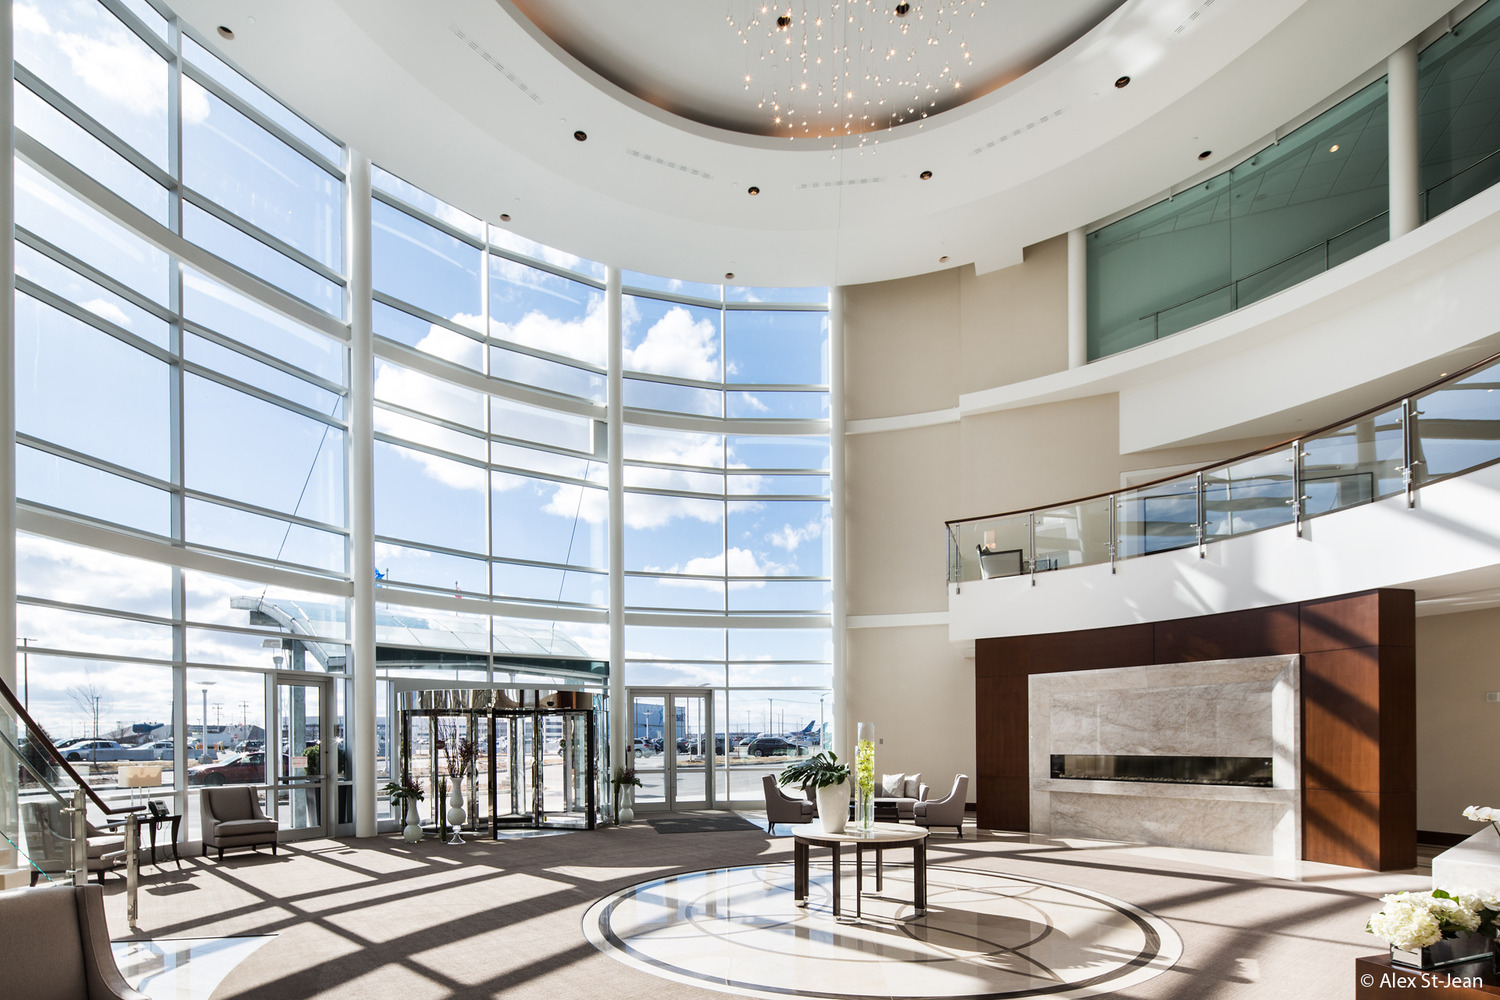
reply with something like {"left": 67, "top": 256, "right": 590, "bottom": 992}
{"left": 168, "top": 0, "right": 1456, "bottom": 287}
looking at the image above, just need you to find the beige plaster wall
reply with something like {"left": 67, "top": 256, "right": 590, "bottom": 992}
{"left": 845, "top": 423, "right": 960, "bottom": 617}
{"left": 846, "top": 624, "right": 975, "bottom": 799}
{"left": 959, "top": 235, "right": 1069, "bottom": 393}
{"left": 844, "top": 268, "right": 962, "bottom": 420}
{"left": 1415, "top": 608, "right": 1500, "bottom": 836}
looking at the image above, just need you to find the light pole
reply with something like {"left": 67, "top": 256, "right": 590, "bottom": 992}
{"left": 19, "top": 637, "right": 32, "bottom": 712}
{"left": 197, "top": 680, "right": 217, "bottom": 762}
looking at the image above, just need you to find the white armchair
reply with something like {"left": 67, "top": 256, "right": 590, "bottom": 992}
{"left": 913, "top": 774, "right": 968, "bottom": 838}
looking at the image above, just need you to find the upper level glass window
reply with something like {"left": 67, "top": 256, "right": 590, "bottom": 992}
{"left": 16, "top": 0, "right": 169, "bottom": 167}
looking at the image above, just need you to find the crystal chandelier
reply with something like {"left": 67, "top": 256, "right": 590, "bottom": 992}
{"left": 725, "top": 1, "right": 986, "bottom": 141}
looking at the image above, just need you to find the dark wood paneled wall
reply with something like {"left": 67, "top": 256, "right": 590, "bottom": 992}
{"left": 974, "top": 589, "right": 1416, "bottom": 870}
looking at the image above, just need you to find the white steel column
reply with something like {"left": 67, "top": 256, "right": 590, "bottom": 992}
{"left": 0, "top": 2, "right": 15, "bottom": 699}
{"left": 347, "top": 151, "right": 377, "bottom": 838}
{"left": 0, "top": 1, "right": 16, "bottom": 840}
{"left": 1389, "top": 40, "right": 1421, "bottom": 240}
{"left": 828, "top": 287, "right": 848, "bottom": 761}
{"left": 1067, "top": 228, "right": 1087, "bottom": 369}
{"left": 606, "top": 266, "right": 625, "bottom": 790}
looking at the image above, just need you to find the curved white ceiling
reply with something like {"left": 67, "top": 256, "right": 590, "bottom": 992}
{"left": 169, "top": 0, "right": 1455, "bottom": 287}
{"left": 509, "top": 0, "right": 1126, "bottom": 138}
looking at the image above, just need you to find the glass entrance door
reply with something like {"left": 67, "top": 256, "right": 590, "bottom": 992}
{"left": 274, "top": 677, "right": 330, "bottom": 841}
{"left": 627, "top": 689, "right": 714, "bottom": 811}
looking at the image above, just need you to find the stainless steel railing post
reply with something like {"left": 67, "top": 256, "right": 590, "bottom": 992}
{"left": 68, "top": 788, "right": 86, "bottom": 887}
{"left": 125, "top": 813, "right": 139, "bottom": 931}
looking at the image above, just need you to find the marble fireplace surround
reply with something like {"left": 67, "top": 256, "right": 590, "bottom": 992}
{"left": 1029, "top": 655, "right": 1301, "bottom": 859}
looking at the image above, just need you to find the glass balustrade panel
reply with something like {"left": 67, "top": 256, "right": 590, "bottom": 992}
{"left": 1302, "top": 405, "right": 1406, "bottom": 516}
{"left": 955, "top": 514, "right": 1031, "bottom": 582}
{"left": 1115, "top": 475, "right": 1199, "bottom": 559}
{"left": 1034, "top": 498, "right": 1112, "bottom": 572}
{"left": 1203, "top": 448, "right": 1296, "bottom": 540}
{"left": 1413, "top": 367, "right": 1500, "bottom": 485}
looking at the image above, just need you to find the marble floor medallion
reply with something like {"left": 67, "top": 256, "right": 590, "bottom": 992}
{"left": 582, "top": 862, "right": 1182, "bottom": 1000}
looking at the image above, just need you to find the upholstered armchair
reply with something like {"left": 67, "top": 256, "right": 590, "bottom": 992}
{"left": 0, "top": 884, "right": 146, "bottom": 999}
{"left": 762, "top": 774, "right": 815, "bottom": 834}
{"left": 21, "top": 801, "right": 126, "bottom": 885}
{"left": 913, "top": 774, "right": 969, "bottom": 838}
{"left": 200, "top": 786, "right": 279, "bottom": 860}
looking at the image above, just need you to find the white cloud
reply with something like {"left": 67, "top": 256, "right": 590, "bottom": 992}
{"left": 80, "top": 298, "right": 131, "bottom": 328}
{"left": 645, "top": 548, "right": 786, "bottom": 589}
{"left": 768, "top": 520, "right": 823, "bottom": 551}
{"left": 489, "top": 269, "right": 608, "bottom": 366}
{"left": 625, "top": 306, "right": 719, "bottom": 380}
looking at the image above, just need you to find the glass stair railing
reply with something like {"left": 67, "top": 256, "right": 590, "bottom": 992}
{"left": 0, "top": 677, "right": 146, "bottom": 927}
{"left": 949, "top": 349, "right": 1500, "bottom": 585}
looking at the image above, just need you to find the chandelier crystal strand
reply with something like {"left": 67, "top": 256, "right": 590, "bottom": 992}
{"left": 726, "top": 1, "right": 984, "bottom": 140}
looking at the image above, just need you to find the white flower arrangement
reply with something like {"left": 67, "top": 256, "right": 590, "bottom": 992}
{"left": 1464, "top": 805, "right": 1500, "bottom": 835}
{"left": 1366, "top": 890, "right": 1490, "bottom": 950}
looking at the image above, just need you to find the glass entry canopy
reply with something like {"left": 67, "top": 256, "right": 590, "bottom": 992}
{"left": 628, "top": 689, "right": 714, "bottom": 811}
{"left": 274, "top": 676, "right": 332, "bottom": 841}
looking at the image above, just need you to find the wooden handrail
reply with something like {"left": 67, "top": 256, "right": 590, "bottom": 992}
{"left": 0, "top": 674, "right": 144, "bottom": 816}
{"left": 948, "top": 345, "right": 1500, "bottom": 528}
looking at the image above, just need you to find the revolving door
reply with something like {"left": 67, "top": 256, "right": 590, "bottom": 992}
{"left": 397, "top": 687, "right": 602, "bottom": 833}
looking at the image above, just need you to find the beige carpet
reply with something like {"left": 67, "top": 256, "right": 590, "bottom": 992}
{"left": 97, "top": 823, "right": 1429, "bottom": 1000}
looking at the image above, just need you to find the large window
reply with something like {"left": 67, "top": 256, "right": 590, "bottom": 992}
{"left": 9, "top": 0, "right": 831, "bottom": 821}
{"left": 1087, "top": 0, "right": 1500, "bottom": 361}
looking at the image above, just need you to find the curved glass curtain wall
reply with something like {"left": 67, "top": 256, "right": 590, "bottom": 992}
{"left": 11, "top": 0, "right": 831, "bottom": 824}
{"left": 13, "top": 0, "right": 353, "bottom": 842}
{"left": 946, "top": 350, "right": 1500, "bottom": 583}
{"left": 1087, "top": 0, "right": 1500, "bottom": 361}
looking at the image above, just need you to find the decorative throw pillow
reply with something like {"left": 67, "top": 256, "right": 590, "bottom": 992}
{"left": 881, "top": 773, "right": 906, "bottom": 797}
{"left": 904, "top": 773, "right": 923, "bottom": 799}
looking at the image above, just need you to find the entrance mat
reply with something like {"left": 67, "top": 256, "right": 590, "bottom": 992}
{"left": 647, "top": 815, "right": 763, "bottom": 835}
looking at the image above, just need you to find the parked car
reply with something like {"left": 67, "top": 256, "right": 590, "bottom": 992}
{"left": 744, "top": 735, "right": 798, "bottom": 757}
{"left": 188, "top": 751, "right": 270, "bottom": 785}
{"left": 139, "top": 739, "right": 174, "bottom": 760}
{"left": 59, "top": 740, "right": 158, "bottom": 763}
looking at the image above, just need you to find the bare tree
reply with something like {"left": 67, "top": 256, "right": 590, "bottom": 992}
{"left": 66, "top": 677, "right": 110, "bottom": 764}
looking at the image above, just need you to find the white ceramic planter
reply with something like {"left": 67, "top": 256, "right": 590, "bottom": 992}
{"left": 402, "top": 800, "right": 422, "bottom": 843}
{"left": 816, "top": 781, "right": 849, "bottom": 834}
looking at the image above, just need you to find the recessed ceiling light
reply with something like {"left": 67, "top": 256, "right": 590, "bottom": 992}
{"left": 748, "top": 185, "right": 761, "bottom": 195}
{"left": 1114, "top": 76, "right": 1130, "bottom": 89}
{"left": 217, "top": 25, "right": 234, "bottom": 40}
{"left": 1198, "top": 150, "right": 1213, "bottom": 160}
{"left": 1329, "top": 144, "right": 1340, "bottom": 153}
{"left": 895, "top": 2, "right": 911, "bottom": 16}
{"left": 725, "top": 272, "right": 735, "bottom": 280}
{"left": 573, "top": 130, "right": 587, "bottom": 142}
{"left": 939, "top": 255, "right": 949, "bottom": 263}
{"left": 499, "top": 213, "right": 511, "bottom": 222}
{"left": 919, "top": 170, "right": 933, "bottom": 180}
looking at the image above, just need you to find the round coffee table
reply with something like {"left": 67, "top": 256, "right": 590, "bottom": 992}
{"left": 792, "top": 821, "right": 928, "bottom": 921}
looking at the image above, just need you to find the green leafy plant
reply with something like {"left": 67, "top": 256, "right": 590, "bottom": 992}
{"left": 383, "top": 778, "right": 425, "bottom": 807}
{"left": 778, "top": 750, "right": 849, "bottom": 789}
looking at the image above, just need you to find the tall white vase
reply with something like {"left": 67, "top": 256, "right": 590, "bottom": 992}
{"left": 402, "top": 800, "right": 422, "bottom": 843}
{"left": 619, "top": 786, "right": 635, "bottom": 824}
{"left": 446, "top": 780, "right": 467, "bottom": 844}
{"left": 816, "top": 781, "right": 849, "bottom": 834}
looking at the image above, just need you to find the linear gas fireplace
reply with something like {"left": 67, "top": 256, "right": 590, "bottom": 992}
{"left": 1049, "top": 754, "right": 1273, "bottom": 788}
{"left": 1030, "top": 655, "right": 1301, "bottom": 859}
